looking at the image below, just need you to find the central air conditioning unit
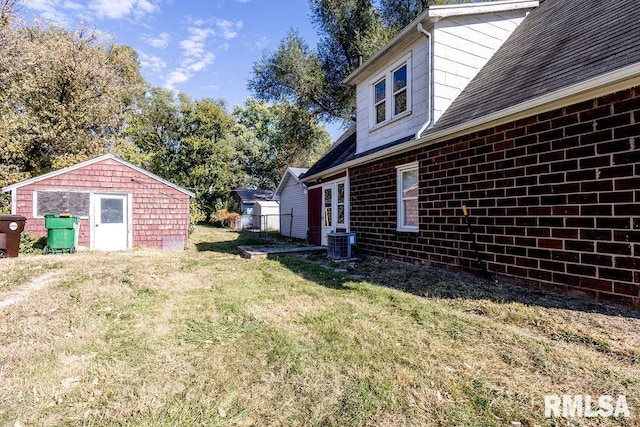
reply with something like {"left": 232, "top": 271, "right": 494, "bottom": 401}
{"left": 327, "top": 232, "right": 356, "bottom": 260}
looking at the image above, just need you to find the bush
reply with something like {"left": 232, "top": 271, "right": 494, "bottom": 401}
{"left": 19, "top": 231, "right": 47, "bottom": 254}
{"left": 210, "top": 208, "right": 240, "bottom": 228}
{"left": 189, "top": 199, "right": 206, "bottom": 234}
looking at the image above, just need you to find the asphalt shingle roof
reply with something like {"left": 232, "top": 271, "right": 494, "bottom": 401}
{"left": 431, "top": 0, "right": 640, "bottom": 131}
{"left": 232, "top": 189, "right": 274, "bottom": 203}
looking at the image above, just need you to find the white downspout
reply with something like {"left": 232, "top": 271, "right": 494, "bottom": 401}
{"left": 10, "top": 189, "right": 16, "bottom": 215}
{"left": 415, "top": 22, "right": 433, "bottom": 139}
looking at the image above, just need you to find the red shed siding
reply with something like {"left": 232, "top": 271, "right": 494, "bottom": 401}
{"left": 14, "top": 158, "right": 190, "bottom": 249}
{"left": 350, "top": 86, "right": 640, "bottom": 309}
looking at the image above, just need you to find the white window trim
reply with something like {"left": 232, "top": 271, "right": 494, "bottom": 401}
{"left": 369, "top": 52, "right": 412, "bottom": 130}
{"left": 396, "top": 162, "right": 419, "bottom": 232}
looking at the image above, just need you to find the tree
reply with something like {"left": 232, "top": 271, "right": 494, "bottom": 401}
{"left": 248, "top": 30, "right": 333, "bottom": 119}
{"left": 234, "top": 99, "right": 331, "bottom": 189}
{"left": 0, "top": 18, "right": 144, "bottom": 186}
{"left": 249, "top": 0, "right": 479, "bottom": 126}
{"left": 249, "top": 1, "right": 390, "bottom": 123}
{"left": 379, "top": 0, "right": 430, "bottom": 31}
{"left": 124, "top": 90, "right": 249, "bottom": 218}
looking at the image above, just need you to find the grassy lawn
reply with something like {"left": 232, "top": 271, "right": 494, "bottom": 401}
{"left": 0, "top": 225, "right": 638, "bottom": 426}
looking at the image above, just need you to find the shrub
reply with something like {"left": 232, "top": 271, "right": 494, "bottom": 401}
{"left": 19, "top": 231, "right": 47, "bottom": 254}
{"left": 210, "top": 208, "right": 241, "bottom": 229}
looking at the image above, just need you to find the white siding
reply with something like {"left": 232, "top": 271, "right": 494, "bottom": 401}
{"left": 432, "top": 10, "right": 528, "bottom": 122}
{"left": 278, "top": 175, "right": 308, "bottom": 239}
{"left": 356, "top": 36, "right": 430, "bottom": 154}
{"left": 354, "top": 9, "right": 529, "bottom": 154}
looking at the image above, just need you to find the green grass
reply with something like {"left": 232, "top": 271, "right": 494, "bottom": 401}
{"left": 0, "top": 226, "right": 638, "bottom": 426}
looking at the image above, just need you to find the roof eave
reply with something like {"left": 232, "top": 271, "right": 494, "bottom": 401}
{"left": 1, "top": 153, "right": 195, "bottom": 198}
{"left": 343, "top": 0, "right": 539, "bottom": 86}
{"left": 306, "top": 63, "right": 640, "bottom": 183}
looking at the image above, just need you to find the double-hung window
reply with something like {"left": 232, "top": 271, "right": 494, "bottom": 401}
{"left": 371, "top": 53, "right": 412, "bottom": 127}
{"left": 397, "top": 162, "right": 419, "bottom": 232}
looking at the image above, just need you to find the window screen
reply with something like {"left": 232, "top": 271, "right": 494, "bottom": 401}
{"left": 36, "top": 191, "right": 90, "bottom": 217}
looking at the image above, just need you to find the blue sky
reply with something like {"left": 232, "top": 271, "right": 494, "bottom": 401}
{"left": 20, "top": 0, "right": 344, "bottom": 137}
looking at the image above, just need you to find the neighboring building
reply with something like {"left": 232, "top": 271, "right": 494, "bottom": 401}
{"left": 273, "top": 167, "right": 309, "bottom": 240}
{"left": 230, "top": 189, "right": 274, "bottom": 228}
{"left": 252, "top": 200, "right": 280, "bottom": 232}
{"left": 2, "top": 154, "right": 194, "bottom": 251}
{"left": 302, "top": 0, "right": 640, "bottom": 308}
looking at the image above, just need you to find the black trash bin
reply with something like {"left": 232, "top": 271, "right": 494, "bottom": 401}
{"left": 0, "top": 215, "right": 27, "bottom": 258}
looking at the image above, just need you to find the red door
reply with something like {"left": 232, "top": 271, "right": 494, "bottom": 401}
{"left": 307, "top": 187, "right": 322, "bottom": 245}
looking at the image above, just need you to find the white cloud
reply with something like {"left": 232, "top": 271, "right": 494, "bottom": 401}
{"left": 89, "top": 0, "right": 160, "bottom": 20}
{"left": 138, "top": 51, "right": 167, "bottom": 73}
{"left": 246, "top": 33, "right": 269, "bottom": 51}
{"left": 215, "top": 19, "right": 243, "bottom": 40}
{"left": 185, "top": 52, "right": 215, "bottom": 72}
{"left": 142, "top": 32, "right": 170, "bottom": 48}
{"left": 180, "top": 27, "right": 215, "bottom": 57}
{"left": 164, "top": 70, "right": 189, "bottom": 89}
{"left": 23, "top": 0, "right": 73, "bottom": 25}
{"left": 62, "top": 1, "right": 84, "bottom": 10}
{"left": 161, "top": 17, "right": 239, "bottom": 91}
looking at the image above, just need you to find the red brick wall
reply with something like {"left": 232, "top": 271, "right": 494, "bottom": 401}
{"left": 14, "top": 158, "right": 190, "bottom": 249}
{"left": 350, "top": 86, "right": 640, "bottom": 309}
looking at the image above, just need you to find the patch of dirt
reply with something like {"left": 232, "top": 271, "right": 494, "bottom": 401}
{"left": 302, "top": 254, "right": 639, "bottom": 318}
{"left": 0, "top": 272, "right": 62, "bottom": 309}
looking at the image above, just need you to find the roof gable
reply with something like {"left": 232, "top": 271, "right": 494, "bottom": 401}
{"left": 431, "top": 0, "right": 640, "bottom": 132}
{"left": 274, "top": 167, "right": 309, "bottom": 197}
{"left": 1, "top": 154, "right": 195, "bottom": 197}
{"left": 344, "top": 0, "right": 538, "bottom": 86}
{"left": 303, "top": 0, "right": 640, "bottom": 179}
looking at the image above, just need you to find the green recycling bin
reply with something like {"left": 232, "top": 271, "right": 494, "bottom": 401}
{"left": 44, "top": 214, "right": 80, "bottom": 254}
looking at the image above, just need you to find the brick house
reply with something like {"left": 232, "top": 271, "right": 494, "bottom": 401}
{"left": 2, "top": 154, "right": 194, "bottom": 251}
{"left": 301, "top": 0, "right": 640, "bottom": 308}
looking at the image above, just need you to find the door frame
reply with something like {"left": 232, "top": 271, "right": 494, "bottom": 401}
{"left": 90, "top": 192, "right": 133, "bottom": 250}
{"left": 317, "top": 178, "right": 349, "bottom": 246}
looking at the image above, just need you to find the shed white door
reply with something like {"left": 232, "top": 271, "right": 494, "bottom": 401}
{"left": 93, "top": 194, "right": 129, "bottom": 251}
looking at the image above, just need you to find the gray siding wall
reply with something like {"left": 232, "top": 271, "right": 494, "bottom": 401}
{"left": 279, "top": 175, "right": 308, "bottom": 239}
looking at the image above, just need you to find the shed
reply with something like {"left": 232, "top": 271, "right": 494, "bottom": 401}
{"left": 252, "top": 200, "right": 280, "bottom": 232}
{"left": 1, "top": 154, "right": 194, "bottom": 251}
{"left": 273, "top": 167, "right": 308, "bottom": 240}
{"left": 230, "top": 188, "right": 274, "bottom": 229}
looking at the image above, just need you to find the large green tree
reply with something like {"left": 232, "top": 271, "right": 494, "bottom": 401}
{"left": 249, "top": 0, "right": 479, "bottom": 125}
{"left": 0, "top": 15, "right": 144, "bottom": 186}
{"left": 124, "top": 89, "right": 249, "bottom": 218}
{"left": 234, "top": 99, "right": 331, "bottom": 189}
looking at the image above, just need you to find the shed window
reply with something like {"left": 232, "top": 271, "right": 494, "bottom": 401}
{"left": 35, "top": 191, "right": 90, "bottom": 217}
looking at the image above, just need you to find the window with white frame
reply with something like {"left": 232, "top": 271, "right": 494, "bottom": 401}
{"left": 371, "top": 53, "right": 412, "bottom": 127}
{"left": 397, "top": 162, "right": 419, "bottom": 232}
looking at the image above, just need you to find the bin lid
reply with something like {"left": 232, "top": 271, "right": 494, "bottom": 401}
{"left": 0, "top": 214, "right": 26, "bottom": 222}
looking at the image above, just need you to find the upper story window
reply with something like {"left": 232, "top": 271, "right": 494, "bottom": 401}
{"left": 393, "top": 65, "right": 407, "bottom": 115}
{"left": 370, "top": 53, "right": 412, "bottom": 128}
{"left": 374, "top": 79, "right": 386, "bottom": 124}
